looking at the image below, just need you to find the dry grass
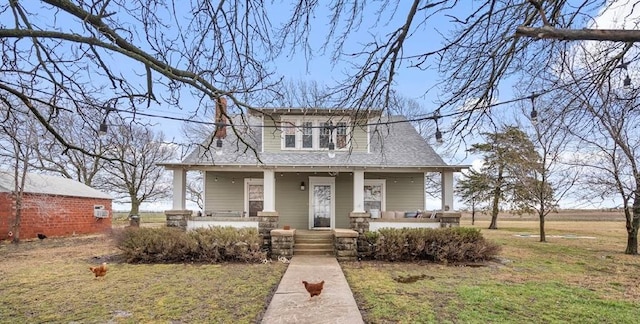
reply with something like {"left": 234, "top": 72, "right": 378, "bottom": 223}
{"left": 0, "top": 234, "right": 287, "bottom": 323}
{"left": 342, "top": 218, "right": 640, "bottom": 323}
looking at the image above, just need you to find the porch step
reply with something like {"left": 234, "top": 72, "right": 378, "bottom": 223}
{"left": 294, "top": 231, "right": 334, "bottom": 256}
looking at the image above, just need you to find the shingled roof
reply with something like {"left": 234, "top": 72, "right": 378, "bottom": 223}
{"left": 0, "top": 171, "right": 112, "bottom": 199}
{"left": 172, "top": 115, "right": 457, "bottom": 170}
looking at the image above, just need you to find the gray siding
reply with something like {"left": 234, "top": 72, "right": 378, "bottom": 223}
{"left": 275, "top": 173, "right": 310, "bottom": 229}
{"left": 204, "top": 171, "right": 262, "bottom": 213}
{"left": 350, "top": 121, "right": 368, "bottom": 152}
{"left": 204, "top": 171, "right": 426, "bottom": 228}
{"left": 334, "top": 174, "right": 353, "bottom": 228}
{"left": 366, "top": 172, "right": 425, "bottom": 212}
{"left": 263, "top": 118, "right": 281, "bottom": 152}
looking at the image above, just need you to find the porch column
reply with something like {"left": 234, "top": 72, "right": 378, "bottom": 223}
{"left": 263, "top": 170, "right": 276, "bottom": 212}
{"left": 352, "top": 170, "right": 365, "bottom": 213}
{"left": 441, "top": 170, "right": 454, "bottom": 211}
{"left": 172, "top": 169, "right": 187, "bottom": 210}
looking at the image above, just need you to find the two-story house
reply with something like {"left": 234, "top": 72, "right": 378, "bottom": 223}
{"left": 161, "top": 105, "right": 466, "bottom": 232}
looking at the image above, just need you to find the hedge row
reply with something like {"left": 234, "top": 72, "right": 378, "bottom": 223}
{"left": 113, "top": 227, "right": 266, "bottom": 263}
{"left": 361, "top": 227, "right": 500, "bottom": 263}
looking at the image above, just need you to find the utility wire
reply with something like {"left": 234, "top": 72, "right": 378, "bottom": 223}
{"left": 109, "top": 89, "right": 553, "bottom": 129}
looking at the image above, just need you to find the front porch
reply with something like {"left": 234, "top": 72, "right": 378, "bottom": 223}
{"left": 174, "top": 209, "right": 461, "bottom": 261}
{"left": 167, "top": 167, "right": 460, "bottom": 230}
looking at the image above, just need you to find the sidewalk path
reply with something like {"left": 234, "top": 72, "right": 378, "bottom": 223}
{"left": 261, "top": 255, "right": 364, "bottom": 324}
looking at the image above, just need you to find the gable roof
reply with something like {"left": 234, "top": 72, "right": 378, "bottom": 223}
{"left": 167, "top": 114, "right": 463, "bottom": 170}
{"left": 0, "top": 171, "right": 112, "bottom": 199}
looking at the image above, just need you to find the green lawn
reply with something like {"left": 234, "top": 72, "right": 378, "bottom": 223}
{"left": 0, "top": 235, "right": 287, "bottom": 323}
{"left": 341, "top": 220, "right": 640, "bottom": 323}
{"left": 1, "top": 220, "right": 638, "bottom": 323}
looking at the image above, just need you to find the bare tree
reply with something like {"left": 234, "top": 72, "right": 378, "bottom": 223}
{"left": 0, "top": 100, "right": 40, "bottom": 243}
{"left": 2, "top": 1, "right": 639, "bottom": 156}
{"left": 99, "top": 120, "right": 175, "bottom": 216}
{"left": 507, "top": 99, "right": 580, "bottom": 242}
{"left": 559, "top": 71, "right": 640, "bottom": 254}
{"left": 0, "top": 0, "right": 281, "bottom": 157}
{"left": 31, "top": 108, "right": 109, "bottom": 186}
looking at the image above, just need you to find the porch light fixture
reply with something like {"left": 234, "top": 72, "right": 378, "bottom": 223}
{"left": 435, "top": 126, "right": 443, "bottom": 145}
{"left": 624, "top": 74, "right": 632, "bottom": 87}
{"left": 529, "top": 92, "right": 538, "bottom": 126}
{"left": 98, "top": 122, "right": 108, "bottom": 136}
{"left": 433, "top": 111, "right": 444, "bottom": 145}
{"left": 215, "top": 138, "right": 223, "bottom": 156}
{"left": 300, "top": 181, "right": 305, "bottom": 191}
{"left": 98, "top": 105, "right": 115, "bottom": 136}
{"left": 617, "top": 61, "right": 632, "bottom": 88}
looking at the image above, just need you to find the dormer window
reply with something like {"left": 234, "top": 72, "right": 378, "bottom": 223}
{"left": 284, "top": 126, "right": 296, "bottom": 148}
{"left": 280, "top": 117, "right": 350, "bottom": 150}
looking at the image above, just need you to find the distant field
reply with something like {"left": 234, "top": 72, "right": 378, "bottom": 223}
{"left": 460, "top": 209, "right": 626, "bottom": 222}
{"left": 343, "top": 219, "right": 639, "bottom": 323}
{"left": 112, "top": 212, "right": 167, "bottom": 227}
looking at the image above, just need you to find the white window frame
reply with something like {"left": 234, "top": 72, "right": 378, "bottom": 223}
{"left": 244, "top": 178, "right": 264, "bottom": 217}
{"left": 364, "top": 179, "right": 386, "bottom": 212}
{"left": 280, "top": 117, "right": 351, "bottom": 151}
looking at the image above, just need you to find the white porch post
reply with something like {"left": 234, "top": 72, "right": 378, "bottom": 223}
{"left": 172, "top": 169, "right": 187, "bottom": 210}
{"left": 352, "top": 170, "right": 365, "bottom": 213}
{"left": 263, "top": 170, "right": 276, "bottom": 212}
{"left": 441, "top": 170, "right": 454, "bottom": 211}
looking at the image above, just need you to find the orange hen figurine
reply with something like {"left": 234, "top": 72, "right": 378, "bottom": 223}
{"left": 302, "top": 280, "right": 324, "bottom": 300}
{"left": 89, "top": 262, "right": 108, "bottom": 279}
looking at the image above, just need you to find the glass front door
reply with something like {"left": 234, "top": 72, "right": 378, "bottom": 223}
{"left": 309, "top": 177, "right": 335, "bottom": 229}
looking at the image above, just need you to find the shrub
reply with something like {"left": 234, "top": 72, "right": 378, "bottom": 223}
{"left": 371, "top": 227, "right": 500, "bottom": 263}
{"left": 113, "top": 226, "right": 266, "bottom": 263}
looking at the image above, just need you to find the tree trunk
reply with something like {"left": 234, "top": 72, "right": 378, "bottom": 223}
{"left": 488, "top": 168, "right": 503, "bottom": 230}
{"left": 539, "top": 205, "right": 546, "bottom": 242}
{"left": 130, "top": 198, "right": 141, "bottom": 216}
{"left": 11, "top": 194, "right": 22, "bottom": 244}
{"left": 471, "top": 209, "right": 475, "bottom": 225}
{"left": 625, "top": 193, "right": 640, "bottom": 255}
{"left": 539, "top": 215, "right": 546, "bottom": 243}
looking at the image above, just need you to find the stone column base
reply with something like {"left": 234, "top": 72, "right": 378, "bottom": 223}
{"left": 165, "top": 210, "right": 192, "bottom": 230}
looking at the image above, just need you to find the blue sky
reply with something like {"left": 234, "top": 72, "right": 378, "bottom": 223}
{"left": 5, "top": 1, "right": 626, "bottom": 211}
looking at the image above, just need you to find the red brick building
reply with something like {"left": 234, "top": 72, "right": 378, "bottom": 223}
{"left": 0, "top": 172, "right": 112, "bottom": 241}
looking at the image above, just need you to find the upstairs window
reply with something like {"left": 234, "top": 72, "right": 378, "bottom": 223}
{"left": 319, "top": 122, "right": 332, "bottom": 149}
{"left": 302, "top": 122, "right": 313, "bottom": 148}
{"left": 336, "top": 122, "right": 347, "bottom": 149}
{"left": 280, "top": 118, "right": 351, "bottom": 150}
{"left": 283, "top": 126, "right": 296, "bottom": 148}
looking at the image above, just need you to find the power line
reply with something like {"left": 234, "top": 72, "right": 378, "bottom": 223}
{"left": 110, "top": 89, "right": 551, "bottom": 129}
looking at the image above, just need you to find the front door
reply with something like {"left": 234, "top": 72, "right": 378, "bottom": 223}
{"left": 308, "top": 177, "right": 335, "bottom": 229}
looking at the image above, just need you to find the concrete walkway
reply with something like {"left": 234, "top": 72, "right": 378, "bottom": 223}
{"left": 261, "top": 255, "right": 364, "bottom": 324}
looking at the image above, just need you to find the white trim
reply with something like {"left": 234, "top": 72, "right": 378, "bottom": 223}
{"left": 369, "top": 221, "right": 439, "bottom": 231}
{"left": 263, "top": 170, "right": 276, "bottom": 212}
{"left": 352, "top": 171, "right": 365, "bottom": 213}
{"left": 308, "top": 176, "right": 336, "bottom": 230}
{"left": 364, "top": 179, "right": 386, "bottom": 212}
{"left": 441, "top": 171, "right": 454, "bottom": 211}
{"left": 261, "top": 115, "right": 265, "bottom": 153}
{"left": 244, "top": 178, "right": 264, "bottom": 216}
{"left": 172, "top": 169, "right": 186, "bottom": 210}
{"left": 202, "top": 171, "right": 207, "bottom": 212}
{"left": 279, "top": 117, "right": 351, "bottom": 151}
{"left": 367, "top": 123, "right": 371, "bottom": 154}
